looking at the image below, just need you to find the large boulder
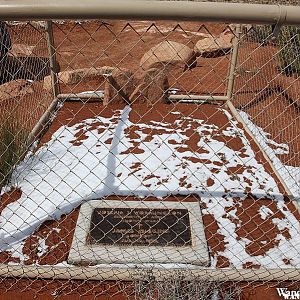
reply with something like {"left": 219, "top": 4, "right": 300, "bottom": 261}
{"left": 129, "top": 68, "right": 169, "bottom": 105}
{"left": 103, "top": 68, "right": 137, "bottom": 105}
{"left": 194, "top": 31, "right": 234, "bottom": 57}
{"left": 0, "top": 79, "right": 34, "bottom": 102}
{"left": 140, "top": 41, "right": 196, "bottom": 71}
{"left": 43, "top": 66, "right": 114, "bottom": 91}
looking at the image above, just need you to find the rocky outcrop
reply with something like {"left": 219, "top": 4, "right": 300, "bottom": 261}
{"left": 140, "top": 41, "right": 196, "bottom": 71}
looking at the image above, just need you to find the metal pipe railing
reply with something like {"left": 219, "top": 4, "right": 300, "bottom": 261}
{"left": 1, "top": 264, "right": 300, "bottom": 281}
{"left": 168, "top": 94, "right": 228, "bottom": 102}
{"left": 0, "top": 0, "right": 300, "bottom": 25}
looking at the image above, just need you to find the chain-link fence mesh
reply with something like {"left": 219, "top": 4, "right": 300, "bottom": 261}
{"left": 234, "top": 24, "right": 300, "bottom": 197}
{"left": 0, "top": 5, "right": 299, "bottom": 300}
{"left": 0, "top": 21, "right": 52, "bottom": 192}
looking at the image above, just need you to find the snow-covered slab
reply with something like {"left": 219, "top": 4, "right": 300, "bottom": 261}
{"left": 1, "top": 102, "right": 300, "bottom": 269}
{"left": 68, "top": 200, "right": 210, "bottom": 266}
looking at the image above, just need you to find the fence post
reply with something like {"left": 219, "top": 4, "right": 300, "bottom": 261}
{"left": 226, "top": 24, "right": 242, "bottom": 101}
{"left": 45, "top": 20, "right": 60, "bottom": 97}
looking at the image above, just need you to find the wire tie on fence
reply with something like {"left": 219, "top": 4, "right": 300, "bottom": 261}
{"left": 271, "top": 5, "right": 287, "bottom": 40}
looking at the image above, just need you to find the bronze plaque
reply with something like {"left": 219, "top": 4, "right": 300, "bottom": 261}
{"left": 88, "top": 207, "right": 192, "bottom": 247}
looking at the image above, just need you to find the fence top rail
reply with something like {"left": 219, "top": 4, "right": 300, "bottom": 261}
{"left": 0, "top": 0, "right": 300, "bottom": 25}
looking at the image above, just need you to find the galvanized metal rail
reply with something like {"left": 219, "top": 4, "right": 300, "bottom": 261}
{"left": 0, "top": 0, "right": 299, "bottom": 25}
{"left": 1, "top": 264, "right": 300, "bottom": 281}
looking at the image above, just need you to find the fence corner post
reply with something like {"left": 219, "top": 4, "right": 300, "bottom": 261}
{"left": 45, "top": 20, "right": 60, "bottom": 98}
{"left": 226, "top": 23, "right": 242, "bottom": 102}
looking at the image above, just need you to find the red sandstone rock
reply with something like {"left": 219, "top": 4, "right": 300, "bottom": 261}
{"left": 103, "top": 68, "right": 137, "bottom": 105}
{"left": 140, "top": 40, "right": 196, "bottom": 71}
{"left": 129, "top": 68, "right": 169, "bottom": 105}
{"left": 43, "top": 66, "right": 114, "bottom": 91}
{"left": 0, "top": 79, "right": 34, "bottom": 102}
{"left": 274, "top": 74, "right": 300, "bottom": 108}
{"left": 194, "top": 31, "right": 234, "bottom": 57}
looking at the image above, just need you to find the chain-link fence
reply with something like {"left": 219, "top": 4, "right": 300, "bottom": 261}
{"left": 0, "top": 1, "right": 300, "bottom": 299}
{"left": 234, "top": 24, "right": 300, "bottom": 198}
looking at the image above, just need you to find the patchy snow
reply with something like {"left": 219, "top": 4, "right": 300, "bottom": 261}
{"left": 259, "top": 205, "right": 274, "bottom": 220}
{"left": 239, "top": 111, "right": 300, "bottom": 198}
{"left": 206, "top": 193, "right": 300, "bottom": 268}
{"left": 0, "top": 105, "right": 299, "bottom": 268}
{"left": 0, "top": 186, "right": 13, "bottom": 196}
{"left": 9, "top": 241, "right": 29, "bottom": 262}
{"left": 79, "top": 90, "right": 104, "bottom": 97}
{"left": 37, "top": 237, "right": 49, "bottom": 258}
{"left": 36, "top": 229, "right": 62, "bottom": 258}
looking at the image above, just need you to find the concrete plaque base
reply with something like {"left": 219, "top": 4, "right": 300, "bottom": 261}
{"left": 68, "top": 200, "right": 210, "bottom": 266}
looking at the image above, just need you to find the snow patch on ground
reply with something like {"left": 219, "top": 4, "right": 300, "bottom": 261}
{"left": 9, "top": 241, "right": 29, "bottom": 262}
{"left": 37, "top": 237, "right": 49, "bottom": 258}
{"left": 259, "top": 205, "right": 274, "bottom": 220}
{"left": 239, "top": 111, "right": 300, "bottom": 198}
{"left": 206, "top": 193, "right": 300, "bottom": 268}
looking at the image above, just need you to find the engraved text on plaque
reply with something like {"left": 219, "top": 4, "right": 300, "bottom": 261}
{"left": 88, "top": 207, "right": 192, "bottom": 247}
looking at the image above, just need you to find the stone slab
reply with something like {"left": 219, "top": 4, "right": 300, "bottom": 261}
{"left": 68, "top": 200, "right": 210, "bottom": 266}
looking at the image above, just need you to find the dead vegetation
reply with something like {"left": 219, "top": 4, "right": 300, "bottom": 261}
{"left": 134, "top": 275, "right": 241, "bottom": 300}
{"left": 0, "top": 121, "right": 28, "bottom": 191}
